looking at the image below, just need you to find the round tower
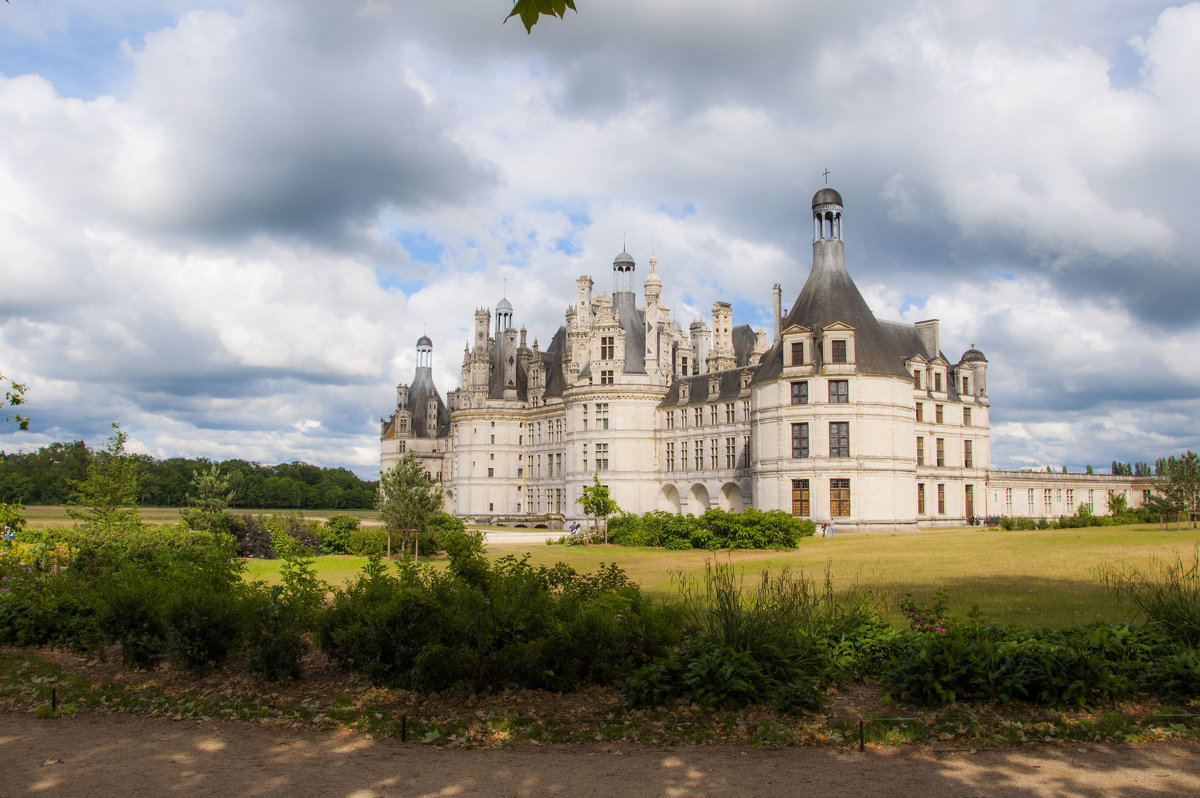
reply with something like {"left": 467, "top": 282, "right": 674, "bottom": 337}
{"left": 813, "top": 187, "right": 844, "bottom": 241}
{"left": 416, "top": 335, "right": 433, "bottom": 370}
{"left": 613, "top": 250, "right": 635, "bottom": 293}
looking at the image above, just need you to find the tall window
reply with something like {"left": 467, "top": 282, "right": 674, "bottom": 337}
{"left": 710, "top": 439, "right": 718, "bottom": 470}
{"left": 791, "top": 381, "right": 809, "bottom": 405}
{"left": 937, "top": 483, "right": 946, "bottom": 514}
{"left": 693, "top": 407, "right": 702, "bottom": 427}
{"left": 935, "top": 404, "right": 944, "bottom": 423}
{"left": 936, "top": 437, "right": 945, "bottom": 467}
{"left": 916, "top": 402, "right": 924, "bottom": 422}
{"left": 830, "top": 479, "right": 850, "bottom": 517}
{"left": 917, "top": 483, "right": 925, "bottom": 514}
{"left": 666, "top": 411, "right": 674, "bottom": 430}
{"left": 666, "top": 442, "right": 675, "bottom": 471}
{"left": 397, "top": 440, "right": 406, "bottom": 453}
{"left": 830, "top": 422, "right": 849, "bottom": 457}
{"left": 596, "top": 403, "right": 609, "bottom": 430}
{"left": 792, "top": 423, "right": 809, "bottom": 458}
{"left": 1006, "top": 487, "right": 1013, "bottom": 514}
{"left": 680, "top": 441, "right": 688, "bottom": 470}
{"left": 790, "top": 341, "right": 804, "bottom": 365}
{"left": 913, "top": 370, "right": 922, "bottom": 389}
{"left": 725, "top": 402, "right": 735, "bottom": 423}
{"left": 694, "top": 440, "right": 703, "bottom": 470}
{"left": 680, "top": 409, "right": 686, "bottom": 428}
{"left": 600, "top": 336, "right": 614, "bottom": 359}
{"left": 680, "top": 356, "right": 688, "bottom": 376}
{"left": 725, "top": 437, "right": 736, "bottom": 468}
{"left": 595, "top": 443, "right": 609, "bottom": 472}
{"left": 709, "top": 405, "right": 718, "bottom": 425}
{"left": 916, "top": 436, "right": 925, "bottom": 466}
{"left": 963, "top": 407, "right": 972, "bottom": 427}
{"left": 600, "top": 370, "right": 614, "bottom": 385}
{"left": 831, "top": 339, "right": 847, "bottom": 363}
{"left": 829, "top": 380, "right": 848, "bottom": 403}
{"left": 742, "top": 401, "right": 751, "bottom": 421}
{"left": 963, "top": 440, "right": 973, "bottom": 468}
{"left": 934, "top": 372, "right": 943, "bottom": 392}
{"left": 791, "top": 479, "right": 811, "bottom": 517}
{"left": 962, "top": 376, "right": 970, "bottom": 395}
{"left": 966, "top": 484, "right": 975, "bottom": 518}
{"left": 582, "top": 443, "right": 587, "bottom": 472}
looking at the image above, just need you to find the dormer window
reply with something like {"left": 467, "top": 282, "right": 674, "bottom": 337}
{"left": 600, "top": 336, "right": 614, "bottom": 360}
{"left": 961, "top": 375, "right": 970, "bottom": 395}
{"left": 913, "top": 371, "right": 922, "bottom": 389}
{"left": 790, "top": 341, "right": 804, "bottom": 366}
{"left": 934, "top": 372, "right": 943, "bottom": 392}
{"left": 831, "top": 340, "right": 847, "bottom": 363}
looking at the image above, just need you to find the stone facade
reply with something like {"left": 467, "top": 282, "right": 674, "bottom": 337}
{"left": 381, "top": 187, "right": 1155, "bottom": 529}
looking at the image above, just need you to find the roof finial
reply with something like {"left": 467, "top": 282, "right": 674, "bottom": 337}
{"left": 822, "top": 168, "right": 831, "bottom": 185}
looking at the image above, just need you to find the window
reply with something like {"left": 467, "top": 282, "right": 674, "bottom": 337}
{"left": 600, "top": 336, "right": 614, "bottom": 360}
{"left": 556, "top": 453, "right": 562, "bottom": 475}
{"left": 913, "top": 370, "right": 922, "bottom": 389}
{"left": 831, "top": 339, "right": 847, "bottom": 363}
{"left": 595, "top": 443, "right": 609, "bottom": 472}
{"left": 966, "top": 484, "right": 975, "bottom": 518}
{"left": 935, "top": 404, "right": 944, "bottom": 424}
{"left": 742, "top": 401, "right": 751, "bottom": 421}
{"left": 710, "top": 439, "right": 718, "bottom": 470}
{"left": 665, "top": 443, "right": 674, "bottom": 471}
{"left": 936, "top": 438, "right": 945, "bottom": 467}
{"left": 792, "top": 423, "right": 809, "bottom": 458}
{"left": 397, "top": 440, "right": 406, "bottom": 453}
{"left": 791, "top": 381, "right": 809, "bottom": 405}
{"left": 582, "top": 443, "right": 587, "bottom": 472}
{"left": 709, "top": 405, "right": 717, "bottom": 425}
{"left": 666, "top": 411, "right": 674, "bottom": 430}
{"left": 964, "top": 440, "right": 973, "bottom": 468}
{"left": 962, "top": 376, "right": 970, "bottom": 395}
{"left": 680, "top": 441, "right": 688, "bottom": 470}
{"left": 596, "top": 403, "right": 609, "bottom": 430}
{"left": 790, "top": 340, "right": 804, "bottom": 365}
{"left": 830, "top": 479, "right": 850, "bottom": 517}
{"left": 581, "top": 405, "right": 588, "bottom": 431}
{"left": 917, "top": 483, "right": 925, "bottom": 514}
{"left": 490, "top": 434, "right": 495, "bottom": 444}
{"left": 1028, "top": 488, "right": 1035, "bottom": 510}
{"left": 725, "top": 437, "right": 736, "bottom": 468}
{"left": 1044, "top": 488, "right": 1052, "bottom": 514}
{"left": 791, "top": 479, "right": 811, "bottom": 517}
{"left": 679, "top": 409, "right": 686, "bottom": 428}
{"left": 916, "top": 436, "right": 925, "bottom": 466}
{"left": 830, "top": 422, "right": 849, "bottom": 457}
{"left": 829, "top": 380, "right": 848, "bottom": 403}
{"left": 398, "top": 417, "right": 408, "bottom": 433}
{"left": 743, "top": 436, "right": 751, "bottom": 466}
{"left": 680, "top": 356, "right": 688, "bottom": 376}
{"left": 694, "top": 407, "right": 702, "bottom": 427}
{"left": 963, "top": 407, "right": 972, "bottom": 427}
{"left": 600, "top": 370, "right": 614, "bottom": 385}
{"left": 694, "top": 440, "right": 703, "bottom": 470}
{"left": 934, "top": 372, "right": 943, "bottom": 392}
{"left": 1067, "top": 488, "right": 1074, "bottom": 508}
{"left": 725, "top": 403, "right": 735, "bottom": 423}
{"left": 487, "top": 467, "right": 494, "bottom": 478}
{"left": 916, "top": 402, "right": 924, "bottom": 422}
{"left": 1005, "top": 487, "right": 1013, "bottom": 514}
{"left": 937, "top": 483, "right": 946, "bottom": 514}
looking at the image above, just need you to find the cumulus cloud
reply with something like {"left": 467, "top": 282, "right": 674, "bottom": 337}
{"left": 2, "top": 0, "right": 1199, "bottom": 477}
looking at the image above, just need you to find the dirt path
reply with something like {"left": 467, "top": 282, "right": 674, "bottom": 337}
{"left": 4, "top": 710, "right": 1200, "bottom": 797}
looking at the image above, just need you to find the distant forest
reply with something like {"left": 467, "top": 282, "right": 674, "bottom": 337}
{"left": 0, "top": 441, "right": 379, "bottom": 509}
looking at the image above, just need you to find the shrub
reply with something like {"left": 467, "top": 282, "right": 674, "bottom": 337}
{"left": 320, "top": 515, "right": 361, "bottom": 554}
{"left": 228, "top": 514, "right": 274, "bottom": 558}
{"left": 346, "top": 525, "right": 388, "bottom": 557}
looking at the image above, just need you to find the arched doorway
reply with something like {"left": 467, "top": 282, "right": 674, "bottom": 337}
{"left": 658, "top": 484, "right": 682, "bottom": 514}
{"left": 719, "top": 482, "right": 744, "bottom": 512}
{"left": 689, "top": 483, "right": 711, "bottom": 515}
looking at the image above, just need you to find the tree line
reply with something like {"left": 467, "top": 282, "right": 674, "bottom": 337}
{"left": 0, "top": 440, "right": 378, "bottom": 509}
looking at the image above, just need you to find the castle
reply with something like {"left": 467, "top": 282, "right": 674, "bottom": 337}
{"left": 381, "top": 187, "right": 1153, "bottom": 530}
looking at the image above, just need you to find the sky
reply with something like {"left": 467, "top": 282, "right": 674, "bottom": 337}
{"left": 1, "top": 0, "right": 1198, "bottom": 480}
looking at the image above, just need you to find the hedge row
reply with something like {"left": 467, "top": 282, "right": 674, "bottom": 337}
{"left": 605, "top": 508, "right": 816, "bottom": 550}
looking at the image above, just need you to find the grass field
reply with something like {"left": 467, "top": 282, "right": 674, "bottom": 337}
{"left": 242, "top": 523, "right": 1200, "bottom": 630}
{"left": 20, "top": 505, "right": 1200, "bottom": 629}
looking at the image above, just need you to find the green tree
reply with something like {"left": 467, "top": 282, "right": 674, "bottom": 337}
{"left": 66, "top": 423, "right": 143, "bottom": 533}
{"left": 1106, "top": 490, "right": 1128, "bottom": 518}
{"left": 576, "top": 474, "right": 618, "bottom": 543}
{"left": 378, "top": 452, "right": 442, "bottom": 559}
{"left": 181, "top": 463, "right": 235, "bottom": 531}
{"left": 1159, "top": 451, "right": 1200, "bottom": 529}
{"left": 2, "top": 370, "right": 28, "bottom": 431}
{"left": 506, "top": 0, "right": 576, "bottom": 33}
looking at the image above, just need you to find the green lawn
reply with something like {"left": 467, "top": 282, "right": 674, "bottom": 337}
{"left": 243, "top": 523, "right": 1200, "bottom": 629}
